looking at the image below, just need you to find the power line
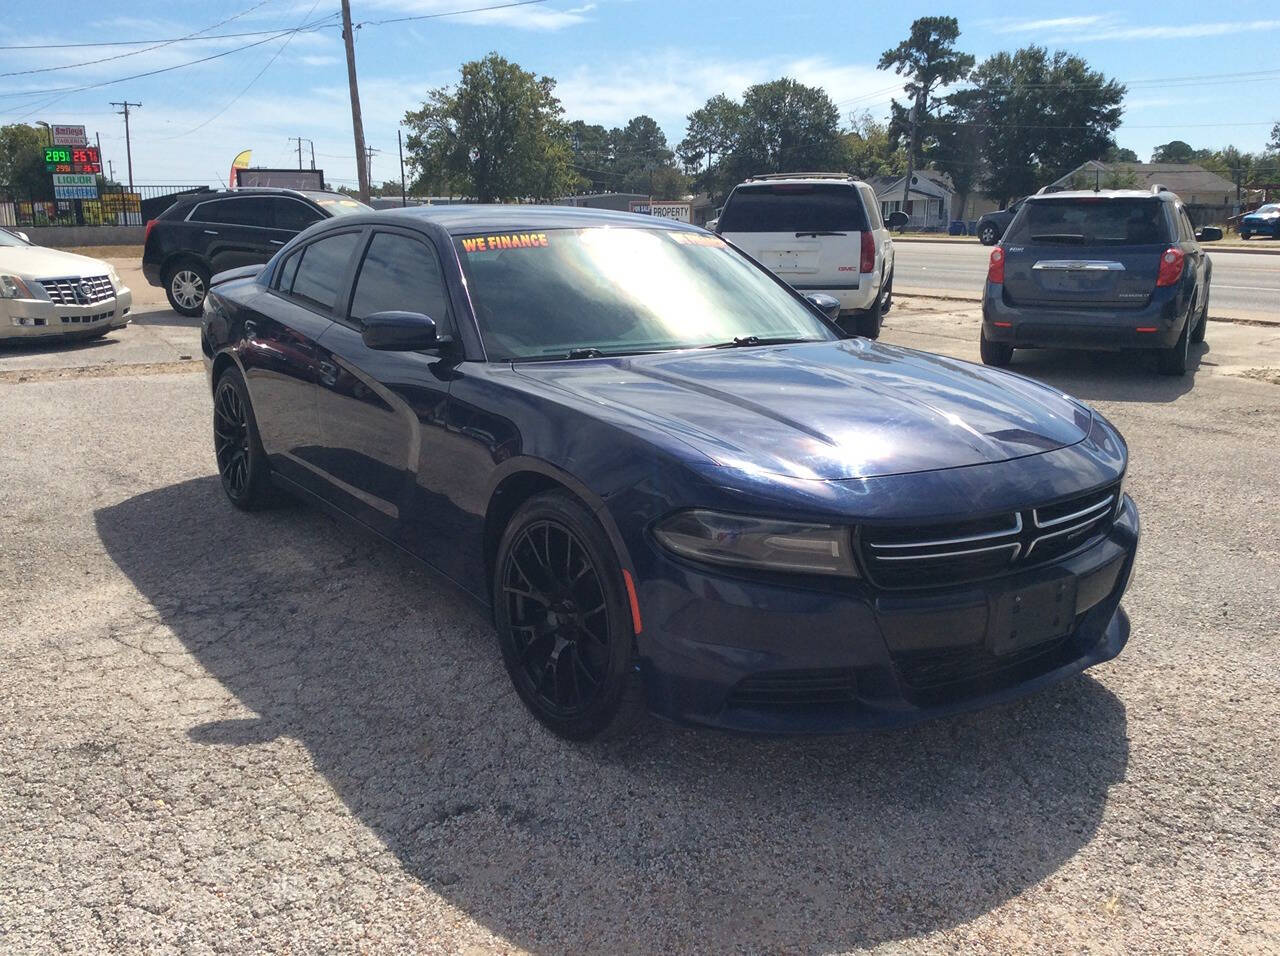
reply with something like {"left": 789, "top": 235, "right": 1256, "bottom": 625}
{"left": 0, "top": 0, "right": 280, "bottom": 77}
{"left": 354, "top": 0, "right": 550, "bottom": 27}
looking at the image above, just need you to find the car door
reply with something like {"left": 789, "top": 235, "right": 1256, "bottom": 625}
{"left": 311, "top": 227, "right": 459, "bottom": 552}
{"left": 265, "top": 196, "right": 325, "bottom": 251}
{"left": 190, "top": 196, "right": 277, "bottom": 273}
{"left": 245, "top": 228, "right": 364, "bottom": 495}
{"left": 1176, "top": 204, "right": 1206, "bottom": 310}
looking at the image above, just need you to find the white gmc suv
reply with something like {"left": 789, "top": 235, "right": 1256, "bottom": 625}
{"left": 715, "top": 173, "right": 899, "bottom": 338}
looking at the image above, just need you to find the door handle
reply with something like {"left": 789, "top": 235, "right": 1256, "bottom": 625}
{"left": 243, "top": 319, "right": 257, "bottom": 339}
{"left": 318, "top": 360, "right": 339, "bottom": 387}
{"left": 203, "top": 229, "right": 219, "bottom": 235}
{"left": 269, "top": 239, "right": 285, "bottom": 245}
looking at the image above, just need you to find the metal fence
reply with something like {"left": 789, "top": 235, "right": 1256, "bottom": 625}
{"left": 0, "top": 184, "right": 211, "bottom": 228}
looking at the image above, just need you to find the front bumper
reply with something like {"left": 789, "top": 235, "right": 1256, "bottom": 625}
{"left": 983, "top": 283, "right": 1186, "bottom": 350}
{"left": 0, "top": 286, "right": 132, "bottom": 345}
{"left": 633, "top": 495, "right": 1139, "bottom": 734}
{"left": 1240, "top": 220, "right": 1280, "bottom": 238}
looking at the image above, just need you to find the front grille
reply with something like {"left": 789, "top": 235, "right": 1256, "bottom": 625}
{"left": 725, "top": 668, "right": 859, "bottom": 709}
{"left": 39, "top": 275, "right": 114, "bottom": 305}
{"left": 859, "top": 484, "right": 1118, "bottom": 589}
{"left": 60, "top": 310, "right": 114, "bottom": 325}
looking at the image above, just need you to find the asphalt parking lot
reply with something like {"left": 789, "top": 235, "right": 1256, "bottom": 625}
{"left": 2, "top": 261, "right": 1278, "bottom": 952}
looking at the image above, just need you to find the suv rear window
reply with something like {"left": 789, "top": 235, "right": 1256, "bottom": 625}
{"left": 718, "top": 183, "right": 869, "bottom": 233}
{"left": 1005, "top": 198, "right": 1172, "bottom": 246}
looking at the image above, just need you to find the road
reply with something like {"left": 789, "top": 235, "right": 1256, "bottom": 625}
{"left": 893, "top": 240, "right": 1280, "bottom": 319}
{"left": 2, "top": 264, "right": 1279, "bottom": 951}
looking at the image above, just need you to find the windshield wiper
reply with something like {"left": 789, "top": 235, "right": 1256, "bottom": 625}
{"left": 701, "top": 335, "right": 815, "bottom": 349}
{"left": 795, "top": 231, "right": 846, "bottom": 237}
{"left": 565, "top": 347, "right": 606, "bottom": 359}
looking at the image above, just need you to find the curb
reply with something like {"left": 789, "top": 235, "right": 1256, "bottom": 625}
{"left": 893, "top": 289, "right": 1280, "bottom": 327}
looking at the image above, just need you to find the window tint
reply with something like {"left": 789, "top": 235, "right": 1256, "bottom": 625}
{"left": 1179, "top": 208, "right": 1196, "bottom": 242}
{"left": 192, "top": 197, "right": 270, "bottom": 227}
{"left": 1005, "top": 198, "right": 1172, "bottom": 246}
{"left": 349, "top": 233, "right": 452, "bottom": 325}
{"left": 275, "top": 249, "right": 301, "bottom": 291}
{"left": 290, "top": 232, "right": 361, "bottom": 310}
{"left": 718, "top": 183, "right": 869, "bottom": 233}
{"left": 860, "top": 185, "right": 884, "bottom": 230}
{"left": 270, "top": 197, "right": 323, "bottom": 231}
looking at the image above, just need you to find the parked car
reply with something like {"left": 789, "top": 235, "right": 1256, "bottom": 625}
{"left": 980, "top": 186, "right": 1221, "bottom": 376}
{"left": 1239, "top": 203, "right": 1280, "bottom": 239}
{"left": 142, "top": 187, "right": 369, "bottom": 316}
{"left": 976, "top": 198, "right": 1025, "bottom": 245}
{"left": 202, "top": 205, "right": 1139, "bottom": 741}
{"left": 0, "top": 227, "right": 132, "bottom": 345}
{"left": 714, "top": 173, "right": 905, "bottom": 338}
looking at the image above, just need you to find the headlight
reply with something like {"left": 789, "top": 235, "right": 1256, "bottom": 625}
{"left": 0, "top": 274, "right": 33, "bottom": 299}
{"left": 106, "top": 265, "right": 121, "bottom": 287}
{"left": 654, "top": 510, "right": 859, "bottom": 577}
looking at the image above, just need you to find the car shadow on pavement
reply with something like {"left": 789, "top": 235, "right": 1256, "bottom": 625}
{"left": 126, "top": 306, "right": 201, "bottom": 329}
{"left": 95, "top": 477, "right": 1130, "bottom": 952}
{"left": 1002, "top": 342, "right": 1207, "bottom": 403}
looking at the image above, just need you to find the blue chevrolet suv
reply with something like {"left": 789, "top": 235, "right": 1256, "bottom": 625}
{"left": 981, "top": 186, "right": 1222, "bottom": 376}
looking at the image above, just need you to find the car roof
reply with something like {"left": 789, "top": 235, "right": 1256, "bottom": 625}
{"left": 1028, "top": 189, "right": 1176, "bottom": 201}
{"left": 734, "top": 174, "right": 865, "bottom": 188}
{"left": 178, "top": 187, "right": 330, "bottom": 204}
{"left": 373, "top": 204, "right": 701, "bottom": 236}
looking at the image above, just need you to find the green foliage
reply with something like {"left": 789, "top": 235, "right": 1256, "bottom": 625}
{"left": 0, "top": 124, "right": 53, "bottom": 199}
{"left": 949, "top": 46, "right": 1125, "bottom": 205}
{"left": 843, "top": 111, "right": 905, "bottom": 178}
{"left": 1151, "top": 140, "right": 1194, "bottom": 163}
{"left": 1104, "top": 146, "right": 1139, "bottom": 163}
{"left": 403, "top": 53, "right": 583, "bottom": 203}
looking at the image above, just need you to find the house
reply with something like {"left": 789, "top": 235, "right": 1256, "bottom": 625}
{"left": 1044, "top": 161, "right": 1237, "bottom": 225}
{"left": 868, "top": 170, "right": 954, "bottom": 230}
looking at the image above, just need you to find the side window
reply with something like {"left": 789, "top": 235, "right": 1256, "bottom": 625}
{"left": 348, "top": 232, "right": 452, "bottom": 327}
{"left": 270, "top": 198, "right": 323, "bottom": 232}
{"left": 274, "top": 248, "right": 301, "bottom": 292}
{"left": 290, "top": 232, "right": 361, "bottom": 311}
{"left": 192, "top": 198, "right": 270, "bottom": 227}
{"left": 861, "top": 186, "right": 884, "bottom": 230}
{"left": 1180, "top": 208, "right": 1196, "bottom": 242}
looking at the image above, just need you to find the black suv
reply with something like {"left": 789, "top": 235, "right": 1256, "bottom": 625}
{"left": 142, "top": 188, "right": 369, "bottom": 315}
{"left": 976, "top": 197, "right": 1025, "bottom": 245}
{"left": 981, "top": 186, "right": 1222, "bottom": 376}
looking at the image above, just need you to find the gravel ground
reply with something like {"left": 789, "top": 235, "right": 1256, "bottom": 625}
{"left": 1, "top": 300, "right": 1278, "bottom": 953}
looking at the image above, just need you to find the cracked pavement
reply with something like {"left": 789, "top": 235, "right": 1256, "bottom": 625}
{"left": 1, "top": 291, "right": 1278, "bottom": 953}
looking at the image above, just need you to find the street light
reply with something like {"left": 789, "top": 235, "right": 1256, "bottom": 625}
{"left": 35, "top": 121, "right": 52, "bottom": 146}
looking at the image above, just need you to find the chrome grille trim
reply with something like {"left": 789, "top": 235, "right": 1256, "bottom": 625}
{"left": 1032, "top": 494, "right": 1115, "bottom": 529}
{"left": 37, "top": 275, "right": 114, "bottom": 305}
{"left": 867, "top": 513, "right": 1022, "bottom": 551}
{"left": 1025, "top": 515, "right": 1110, "bottom": 557}
{"left": 876, "top": 542, "right": 1021, "bottom": 562}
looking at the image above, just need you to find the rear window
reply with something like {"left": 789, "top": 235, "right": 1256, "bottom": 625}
{"left": 303, "top": 192, "right": 370, "bottom": 217}
{"left": 1006, "top": 198, "right": 1172, "bottom": 246}
{"left": 718, "top": 183, "right": 869, "bottom": 233}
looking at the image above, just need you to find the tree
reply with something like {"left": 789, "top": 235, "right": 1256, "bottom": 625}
{"left": 402, "top": 53, "right": 582, "bottom": 203}
{"left": 0, "top": 124, "right": 53, "bottom": 200}
{"left": 677, "top": 94, "right": 744, "bottom": 178}
{"left": 843, "top": 111, "right": 905, "bottom": 178}
{"left": 610, "top": 115, "right": 676, "bottom": 193}
{"left": 1268, "top": 122, "right": 1279, "bottom": 153}
{"left": 1105, "top": 145, "right": 1139, "bottom": 163}
{"left": 925, "top": 113, "right": 980, "bottom": 218}
{"left": 1151, "top": 140, "right": 1195, "bottom": 163}
{"left": 950, "top": 46, "right": 1125, "bottom": 206}
{"left": 878, "top": 17, "right": 974, "bottom": 215}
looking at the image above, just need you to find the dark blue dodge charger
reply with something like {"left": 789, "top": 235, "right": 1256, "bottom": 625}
{"left": 201, "top": 205, "right": 1139, "bottom": 740}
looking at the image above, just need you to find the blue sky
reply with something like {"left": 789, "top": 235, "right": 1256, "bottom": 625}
{"left": 3, "top": 0, "right": 1278, "bottom": 189}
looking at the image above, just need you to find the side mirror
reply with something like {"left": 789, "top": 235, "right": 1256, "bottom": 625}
{"left": 886, "top": 211, "right": 909, "bottom": 229}
{"left": 15, "top": 231, "right": 29, "bottom": 243}
{"left": 360, "top": 311, "right": 451, "bottom": 352}
{"left": 1196, "top": 226, "right": 1222, "bottom": 242}
{"left": 804, "top": 292, "right": 841, "bottom": 321}
{"left": 706, "top": 218, "right": 720, "bottom": 233}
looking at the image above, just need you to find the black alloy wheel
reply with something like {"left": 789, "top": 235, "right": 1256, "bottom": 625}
{"left": 213, "top": 368, "right": 275, "bottom": 509}
{"left": 494, "top": 492, "right": 642, "bottom": 740}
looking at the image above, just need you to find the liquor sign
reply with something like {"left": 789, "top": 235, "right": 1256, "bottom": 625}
{"left": 44, "top": 146, "right": 102, "bottom": 175}
{"left": 51, "top": 125, "right": 88, "bottom": 146}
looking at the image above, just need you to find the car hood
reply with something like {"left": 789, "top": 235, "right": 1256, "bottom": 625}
{"left": 1241, "top": 212, "right": 1277, "bottom": 222}
{"left": 514, "top": 339, "right": 1092, "bottom": 480}
{"left": 0, "top": 245, "right": 114, "bottom": 279}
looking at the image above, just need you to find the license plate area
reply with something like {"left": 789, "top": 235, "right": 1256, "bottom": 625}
{"left": 988, "top": 574, "right": 1078, "bottom": 656}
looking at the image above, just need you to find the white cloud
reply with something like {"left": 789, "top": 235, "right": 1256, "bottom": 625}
{"left": 983, "top": 13, "right": 1280, "bottom": 42}
{"left": 988, "top": 15, "right": 1109, "bottom": 34}
{"left": 355, "top": 0, "right": 595, "bottom": 32}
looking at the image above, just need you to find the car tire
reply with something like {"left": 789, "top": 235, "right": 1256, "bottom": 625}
{"left": 1158, "top": 309, "right": 1192, "bottom": 376}
{"left": 493, "top": 490, "right": 645, "bottom": 741}
{"left": 845, "top": 279, "right": 886, "bottom": 339}
{"left": 880, "top": 270, "right": 894, "bottom": 315}
{"left": 213, "top": 366, "right": 278, "bottom": 510}
{"left": 165, "top": 259, "right": 210, "bottom": 317}
{"left": 980, "top": 328, "right": 1014, "bottom": 367}
{"left": 979, "top": 224, "right": 998, "bottom": 245}
{"left": 1191, "top": 283, "right": 1209, "bottom": 344}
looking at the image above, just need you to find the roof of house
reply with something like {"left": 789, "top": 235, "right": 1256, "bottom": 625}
{"left": 1051, "top": 161, "right": 1235, "bottom": 201}
{"left": 866, "top": 169, "right": 955, "bottom": 197}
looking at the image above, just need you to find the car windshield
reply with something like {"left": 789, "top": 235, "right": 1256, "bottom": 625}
{"left": 718, "top": 183, "right": 868, "bottom": 233}
{"left": 303, "top": 192, "right": 370, "bottom": 216}
{"left": 454, "top": 227, "right": 837, "bottom": 361}
{"left": 0, "top": 229, "right": 29, "bottom": 247}
{"left": 1006, "top": 198, "right": 1172, "bottom": 245}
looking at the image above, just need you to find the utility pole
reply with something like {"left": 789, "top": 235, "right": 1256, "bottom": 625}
{"left": 363, "top": 145, "right": 379, "bottom": 193}
{"left": 291, "top": 136, "right": 304, "bottom": 170}
{"left": 900, "top": 95, "right": 920, "bottom": 225}
{"left": 340, "top": 0, "right": 370, "bottom": 204}
{"left": 110, "top": 101, "right": 141, "bottom": 193}
{"left": 398, "top": 128, "right": 407, "bottom": 207}
{"left": 309, "top": 140, "right": 315, "bottom": 171}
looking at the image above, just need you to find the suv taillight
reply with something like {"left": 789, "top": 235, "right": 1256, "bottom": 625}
{"left": 987, "top": 246, "right": 1005, "bottom": 284}
{"left": 144, "top": 219, "right": 156, "bottom": 245}
{"left": 1156, "top": 246, "right": 1185, "bottom": 287}
{"left": 860, "top": 231, "right": 874, "bottom": 274}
